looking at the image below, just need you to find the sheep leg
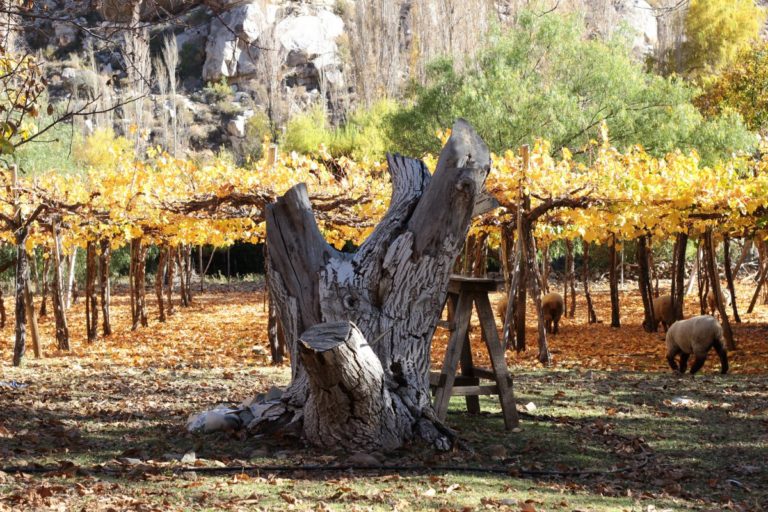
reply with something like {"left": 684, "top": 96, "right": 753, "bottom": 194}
{"left": 689, "top": 355, "right": 707, "bottom": 375}
{"left": 712, "top": 338, "right": 729, "bottom": 374}
{"left": 553, "top": 318, "right": 559, "bottom": 334}
{"left": 545, "top": 318, "right": 552, "bottom": 334}
{"left": 666, "top": 346, "right": 681, "bottom": 373}
{"left": 678, "top": 352, "right": 689, "bottom": 374}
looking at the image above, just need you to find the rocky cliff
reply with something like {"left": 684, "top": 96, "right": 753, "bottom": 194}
{"left": 14, "top": 0, "right": 669, "bottom": 157}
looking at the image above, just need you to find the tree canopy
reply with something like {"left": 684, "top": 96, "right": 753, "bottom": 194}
{"left": 386, "top": 9, "right": 756, "bottom": 165}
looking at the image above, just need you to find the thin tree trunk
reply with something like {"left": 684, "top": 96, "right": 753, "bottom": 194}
{"left": 732, "top": 238, "right": 752, "bottom": 277}
{"left": 582, "top": 241, "right": 597, "bottom": 324}
{"left": 697, "top": 239, "right": 708, "bottom": 315}
{"left": 156, "top": 246, "right": 167, "bottom": 322}
{"left": 609, "top": 234, "right": 620, "bottom": 328}
{"left": 85, "top": 241, "right": 99, "bottom": 342}
{"left": 65, "top": 247, "right": 77, "bottom": 309}
{"left": 0, "top": 283, "right": 5, "bottom": 328}
{"left": 39, "top": 254, "right": 49, "bottom": 317}
{"left": 541, "top": 243, "right": 550, "bottom": 294}
{"left": 13, "top": 242, "right": 27, "bottom": 366}
{"left": 166, "top": 246, "right": 176, "bottom": 316}
{"left": 130, "top": 238, "right": 148, "bottom": 330}
{"left": 670, "top": 232, "right": 688, "bottom": 321}
{"left": 723, "top": 235, "right": 741, "bottom": 323}
{"left": 522, "top": 220, "right": 550, "bottom": 364}
{"left": 177, "top": 248, "right": 188, "bottom": 307}
{"left": 636, "top": 235, "right": 656, "bottom": 332}
{"left": 703, "top": 229, "right": 735, "bottom": 349}
{"left": 99, "top": 239, "right": 112, "bottom": 336}
{"left": 747, "top": 259, "right": 767, "bottom": 314}
{"left": 51, "top": 219, "right": 70, "bottom": 350}
{"left": 24, "top": 279, "right": 41, "bottom": 358}
{"left": 685, "top": 243, "right": 699, "bottom": 296}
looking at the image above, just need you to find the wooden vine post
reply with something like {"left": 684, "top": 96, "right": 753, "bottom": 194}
{"left": 722, "top": 235, "right": 740, "bottom": 323}
{"left": 51, "top": 216, "right": 70, "bottom": 350}
{"left": 670, "top": 232, "right": 688, "bottom": 322}
{"left": 262, "top": 120, "right": 493, "bottom": 451}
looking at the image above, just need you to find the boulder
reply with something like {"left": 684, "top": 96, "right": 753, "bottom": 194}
{"left": 276, "top": 10, "right": 344, "bottom": 72}
{"left": 227, "top": 109, "right": 255, "bottom": 137}
{"left": 53, "top": 21, "right": 79, "bottom": 47}
{"left": 202, "top": 2, "right": 268, "bottom": 81}
{"left": 614, "top": 0, "right": 658, "bottom": 55}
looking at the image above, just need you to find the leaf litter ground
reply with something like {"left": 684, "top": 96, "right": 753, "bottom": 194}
{"left": 0, "top": 281, "right": 766, "bottom": 511}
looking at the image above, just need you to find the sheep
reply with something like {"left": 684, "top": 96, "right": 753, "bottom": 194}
{"left": 495, "top": 292, "right": 564, "bottom": 334}
{"left": 706, "top": 289, "right": 732, "bottom": 316}
{"left": 664, "top": 315, "right": 729, "bottom": 375}
{"left": 652, "top": 294, "right": 676, "bottom": 332}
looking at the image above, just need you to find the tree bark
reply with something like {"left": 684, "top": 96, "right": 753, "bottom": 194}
{"left": 636, "top": 235, "right": 656, "bottom": 332}
{"left": 51, "top": 218, "right": 70, "bottom": 350}
{"left": 24, "top": 279, "right": 41, "bottom": 358}
{"left": 65, "top": 247, "right": 77, "bottom": 310}
{"left": 39, "top": 254, "right": 49, "bottom": 317}
{"left": 609, "top": 235, "right": 620, "bottom": 328}
{"left": 541, "top": 243, "right": 550, "bottom": 294}
{"left": 86, "top": 241, "right": 99, "bottom": 342}
{"left": 130, "top": 238, "right": 148, "bottom": 330}
{"left": 732, "top": 238, "right": 752, "bottom": 277}
{"left": 697, "top": 239, "right": 709, "bottom": 315}
{"left": 166, "top": 246, "right": 175, "bottom": 317}
{"left": 522, "top": 220, "right": 550, "bottom": 364}
{"left": 723, "top": 235, "right": 740, "bottom": 323}
{"left": 99, "top": 239, "right": 112, "bottom": 336}
{"left": 703, "top": 229, "right": 735, "bottom": 350}
{"left": 13, "top": 240, "right": 28, "bottom": 366}
{"left": 259, "top": 120, "right": 491, "bottom": 451}
{"left": 156, "top": 246, "right": 167, "bottom": 322}
{"left": 564, "top": 239, "right": 576, "bottom": 318}
{"left": 581, "top": 241, "right": 597, "bottom": 324}
{"left": 670, "top": 232, "right": 688, "bottom": 321}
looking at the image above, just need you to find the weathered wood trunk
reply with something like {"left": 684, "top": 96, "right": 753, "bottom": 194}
{"left": 636, "top": 235, "right": 656, "bottom": 332}
{"left": 261, "top": 120, "right": 491, "bottom": 451}
{"left": 99, "top": 239, "right": 112, "bottom": 336}
{"left": 722, "top": 235, "right": 740, "bottom": 323}
{"left": 609, "top": 235, "right": 620, "bottom": 328}
{"left": 51, "top": 219, "right": 70, "bottom": 350}
{"left": 85, "top": 241, "right": 99, "bottom": 342}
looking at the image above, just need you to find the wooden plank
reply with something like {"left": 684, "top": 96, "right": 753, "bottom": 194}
{"left": 475, "top": 293, "right": 520, "bottom": 429}
{"left": 449, "top": 385, "right": 499, "bottom": 396}
{"left": 448, "top": 276, "right": 504, "bottom": 294}
{"left": 433, "top": 291, "right": 474, "bottom": 421}
{"left": 459, "top": 305, "right": 480, "bottom": 413}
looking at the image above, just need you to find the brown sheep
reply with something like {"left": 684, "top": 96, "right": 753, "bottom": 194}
{"left": 652, "top": 294, "right": 676, "bottom": 332}
{"left": 706, "top": 289, "right": 731, "bottom": 315}
{"left": 496, "top": 292, "right": 564, "bottom": 334}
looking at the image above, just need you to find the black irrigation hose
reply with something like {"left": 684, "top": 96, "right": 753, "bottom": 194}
{"left": 0, "top": 456, "right": 651, "bottom": 479}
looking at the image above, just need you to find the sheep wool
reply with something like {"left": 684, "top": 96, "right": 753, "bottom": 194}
{"left": 665, "top": 315, "right": 728, "bottom": 375}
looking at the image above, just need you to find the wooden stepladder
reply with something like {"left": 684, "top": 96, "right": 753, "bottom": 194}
{"left": 431, "top": 276, "right": 519, "bottom": 429}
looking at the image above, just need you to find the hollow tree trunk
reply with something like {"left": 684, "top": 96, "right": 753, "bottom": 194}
{"left": 703, "top": 229, "right": 735, "bottom": 350}
{"left": 258, "top": 121, "right": 492, "bottom": 451}
{"left": 581, "top": 241, "right": 597, "bottom": 324}
{"left": 723, "top": 235, "right": 741, "bottom": 323}
{"left": 670, "top": 232, "right": 688, "bottom": 321}
{"left": 609, "top": 235, "right": 620, "bottom": 328}
{"left": 636, "top": 235, "right": 656, "bottom": 332}
{"left": 51, "top": 219, "right": 70, "bottom": 350}
{"left": 85, "top": 241, "right": 98, "bottom": 342}
{"left": 99, "top": 239, "right": 112, "bottom": 336}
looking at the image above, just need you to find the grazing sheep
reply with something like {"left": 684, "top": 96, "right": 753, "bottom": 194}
{"left": 495, "top": 292, "right": 564, "bottom": 334}
{"left": 665, "top": 315, "right": 729, "bottom": 375}
{"left": 706, "top": 289, "right": 731, "bottom": 315}
{"left": 542, "top": 292, "right": 564, "bottom": 334}
{"left": 652, "top": 294, "right": 676, "bottom": 332}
